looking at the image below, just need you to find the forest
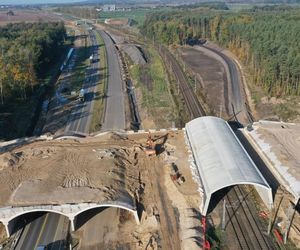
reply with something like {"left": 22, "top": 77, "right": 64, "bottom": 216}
{"left": 0, "top": 22, "right": 66, "bottom": 104}
{"left": 142, "top": 7, "right": 300, "bottom": 96}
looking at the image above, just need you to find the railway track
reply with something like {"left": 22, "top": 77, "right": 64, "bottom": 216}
{"left": 225, "top": 186, "right": 273, "bottom": 249}
{"left": 159, "top": 46, "right": 205, "bottom": 119}
{"left": 159, "top": 45, "right": 274, "bottom": 249}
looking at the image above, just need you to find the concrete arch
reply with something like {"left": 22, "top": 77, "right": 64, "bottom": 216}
{"left": 185, "top": 117, "right": 273, "bottom": 215}
{"left": 5, "top": 209, "right": 69, "bottom": 223}
{"left": 210, "top": 181, "right": 271, "bottom": 195}
{"left": 73, "top": 204, "right": 139, "bottom": 220}
{"left": 2, "top": 209, "right": 70, "bottom": 237}
{"left": 0, "top": 202, "right": 139, "bottom": 237}
{"left": 205, "top": 181, "right": 273, "bottom": 215}
{"left": 72, "top": 204, "right": 139, "bottom": 231}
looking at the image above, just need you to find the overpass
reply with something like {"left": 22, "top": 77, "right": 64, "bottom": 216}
{"left": 0, "top": 201, "right": 139, "bottom": 237}
{"left": 185, "top": 117, "right": 273, "bottom": 215}
{"left": 0, "top": 117, "right": 275, "bottom": 241}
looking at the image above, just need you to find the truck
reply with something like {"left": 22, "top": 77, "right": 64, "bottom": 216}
{"left": 79, "top": 88, "right": 86, "bottom": 102}
{"left": 89, "top": 54, "right": 94, "bottom": 64}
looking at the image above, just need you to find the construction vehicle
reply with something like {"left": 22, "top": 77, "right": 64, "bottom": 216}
{"left": 89, "top": 54, "right": 94, "bottom": 63}
{"left": 144, "top": 132, "right": 156, "bottom": 156}
{"left": 170, "top": 163, "right": 185, "bottom": 185}
{"left": 170, "top": 171, "right": 185, "bottom": 185}
{"left": 79, "top": 88, "right": 86, "bottom": 102}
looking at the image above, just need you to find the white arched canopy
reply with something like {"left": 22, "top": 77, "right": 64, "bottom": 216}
{"left": 185, "top": 117, "right": 273, "bottom": 215}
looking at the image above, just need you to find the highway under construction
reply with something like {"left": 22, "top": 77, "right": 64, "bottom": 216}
{"left": 0, "top": 17, "right": 300, "bottom": 250}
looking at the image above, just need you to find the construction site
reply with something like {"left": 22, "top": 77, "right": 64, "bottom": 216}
{"left": 0, "top": 10, "right": 300, "bottom": 250}
{"left": 0, "top": 129, "right": 202, "bottom": 249}
{"left": 0, "top": 116, "right": 299, "bottom": 249}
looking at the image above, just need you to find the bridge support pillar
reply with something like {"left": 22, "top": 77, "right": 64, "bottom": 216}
{"left": 133, "top": 211, "right": 140, "bottom": 225}
{"left": 69, "top": 216, "right": 76, "bottom": 231}
{"left": 1, "top": 221, "right": 10, "bottom": 238}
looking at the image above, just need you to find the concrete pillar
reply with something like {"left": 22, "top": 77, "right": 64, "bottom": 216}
{"left": 69, "top": 216, "right": 75, "bottom": 231}
{"left": 2, "top": 221, "right": 10, "bottom": 238}
{"left": 133, "top": 211, "right": 140, "bottom": 225}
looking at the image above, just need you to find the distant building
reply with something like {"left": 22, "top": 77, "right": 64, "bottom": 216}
{"left": 103, "top": 4, "right": 116, "bottom": 12}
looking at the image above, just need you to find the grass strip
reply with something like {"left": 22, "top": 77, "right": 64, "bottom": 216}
{"left": 89, "top": 30, "right": 108, "bottom": 132}
{"left": 129, "top": 46, "right": 177, "bottom": 128}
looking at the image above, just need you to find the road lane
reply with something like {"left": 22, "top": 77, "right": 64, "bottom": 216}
{"left": 74, "top": 207, "right": 120, "bottom": 249}
{"left": 202, "top": 45, "right": 248, "bottom": 123}
{"left": 99, "top": 30, "right": 126, "bottom": 131}
{"left": 15, "top": 214, "right": 48, "bottom": 250}
{"left": 65, "top": 29, "right": 100, "bottom": 133}
{"left": 14, "top": 27, "right": 127, "bottom": 250}
{"left": 14, "top": 28, "right": 101, "bottom": 250}
{"left": 38, "top": 214, "right": 67, "bottom": 250}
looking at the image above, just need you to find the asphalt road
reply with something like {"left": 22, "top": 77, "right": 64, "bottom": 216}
{"left": 99, "top": 30, "right": 126, "bottom": 131}
{"left": 202, "top": 45, "right": 248, "bottom": 123}
{"left": 14, "top": 213, "right": 68, "bottom": 250}
{"left": 13, "top": 29, "right": 101, "bottom": 250}
{"left": 74, "top": 207, "right": 120, "bottom": 249}
{"left": 64, "top": 29, "right": 100, "bottom": 133}
{"left": 13, "top": 27, "right": 127, "bottom": 250}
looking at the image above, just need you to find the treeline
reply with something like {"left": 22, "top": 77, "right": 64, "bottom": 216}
{"left": 54, "top": 7, "right": 98, "bottom": 19}
{"left": 175, "top": 2, "right": 229, "bottom": 10}
{"left": 142, "top": 8, "right": 300, "bottom": 96}
{"left": 0, "top": 22, "right": 66, "bottom": 104}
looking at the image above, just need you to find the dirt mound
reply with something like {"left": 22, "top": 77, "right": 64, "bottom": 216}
{"left": 0, "top": 152, "right": 23, "bottom": 170}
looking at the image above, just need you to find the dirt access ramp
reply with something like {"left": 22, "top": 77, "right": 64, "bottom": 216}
{"left": 243, "top": 120, "right": 300, "bottom": 247}
{"left": 244, "top": 120, "right": 300, "bottom": 199}
{"left": 178, "top": 46, "right": 229, "bottom": 118}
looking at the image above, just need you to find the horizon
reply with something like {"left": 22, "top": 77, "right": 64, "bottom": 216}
{"left": 0, "top": 0, "right": 84, "bottom": 4}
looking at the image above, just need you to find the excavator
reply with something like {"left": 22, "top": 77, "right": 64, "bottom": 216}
{"left": 144, "top": 132, "right": 156, "bottom": 156}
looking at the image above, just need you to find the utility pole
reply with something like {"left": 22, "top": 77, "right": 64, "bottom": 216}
{"left": 267, "top": 205, "right": 273, "bottom": 235}
{"left": 194, "top": 74, "right": 197, "bottom": 93}
{"left": 284, "top": 204, "right": 294, "bottom": 244}
{"left": 222, "top": 199, "right": 226, "bottom": 230}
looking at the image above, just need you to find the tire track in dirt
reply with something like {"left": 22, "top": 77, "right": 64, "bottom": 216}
{"left": 145, "top": 156, "right": 181, "bottom": 250}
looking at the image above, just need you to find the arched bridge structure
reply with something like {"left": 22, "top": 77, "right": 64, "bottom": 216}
{"left": 185, "top": 116, "right": 273, "bottom": 215}
{"left": 0, "top": 201, "right": 139, "bottom": 237}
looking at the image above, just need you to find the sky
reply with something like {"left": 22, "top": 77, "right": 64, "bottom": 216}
{"left": 1, "top": 0, "right": 84, "bottom": 4}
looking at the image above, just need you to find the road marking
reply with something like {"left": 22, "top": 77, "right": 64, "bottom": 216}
{"left": 33, "top": 213, "right": 49, "bottom": 250}
{"left": 14, "top": 221, "right": 31, "bottom": 250}
{"left": 49, "top": 215, "right": 63, "bottom": 250}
